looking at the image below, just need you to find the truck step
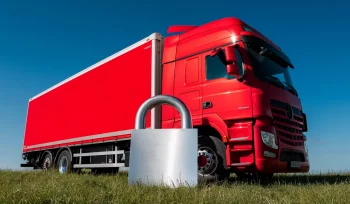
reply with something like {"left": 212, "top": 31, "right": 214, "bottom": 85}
{"left": 229, "top": 137, "right": 250, "bottom": 143}
{"left": 230, "top": 162, "right": 251, "bottom": 167}
{"left": 230, "top": 149, "right": 251, "bottom": 152}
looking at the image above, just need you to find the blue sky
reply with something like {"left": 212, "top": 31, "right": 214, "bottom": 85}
{"left": 0, "top": 0, "right": 349, "bottom": 173}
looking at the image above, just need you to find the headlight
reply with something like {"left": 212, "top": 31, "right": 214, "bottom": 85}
{"left": 261, "top": 131, "right": 278, "bottom": 149}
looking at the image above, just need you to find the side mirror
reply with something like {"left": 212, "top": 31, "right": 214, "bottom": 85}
{"left": 224, "top": 45, "right": 237, "bottom": 62}
{"left": 225, "top": 45, "right": 241, "bottom": 78}
{"left": 226, "top": 64, "right": 240, "bottom": 77}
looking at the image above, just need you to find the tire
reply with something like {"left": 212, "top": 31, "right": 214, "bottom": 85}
{"left": 56, "top": 150, "right": 72, "bottom": 174}
{"left": 197, "top": 135, "right": 230, "bottom": 182}
{"left": 42, "top": 152, "right": 53, "bottom": 171}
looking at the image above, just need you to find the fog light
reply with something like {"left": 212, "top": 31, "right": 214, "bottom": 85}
{"left": 264, "top": 151, "right": 276, "bottom": 158}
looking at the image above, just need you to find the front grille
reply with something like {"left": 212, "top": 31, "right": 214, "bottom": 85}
{"left": 270, "top": 99, "right": 305, "bottom": 147}
{"left": 280, "top": 151, "right": 305, "bottom": 162}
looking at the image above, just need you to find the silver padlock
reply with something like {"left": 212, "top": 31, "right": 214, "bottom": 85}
{"left": 128, "top": 95, "right": 198, "bottom": 187}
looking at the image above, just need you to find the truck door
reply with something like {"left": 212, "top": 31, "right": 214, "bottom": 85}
{"left": 201, "top": 46, "right": 252, "bottom": 121}
{"left": 173, "top": 55, "right": 203, "bottom": 126}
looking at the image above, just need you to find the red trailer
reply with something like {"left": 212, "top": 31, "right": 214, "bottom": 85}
{"left": 21, "top": 17, "right": 309, "bottom": 181}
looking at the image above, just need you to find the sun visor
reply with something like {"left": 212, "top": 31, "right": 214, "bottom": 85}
{"left": 241, "top": 34, "right": 294, "bottom": 68}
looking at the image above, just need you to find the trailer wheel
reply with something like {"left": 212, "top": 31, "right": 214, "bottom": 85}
{"left": 197, "top": 135, "right": 230, "bottom": 182}
{"left": 57, "top": 150, "right": 72, "bottom": 174}
{"left": 42, "top": 153, "right": 53, "bottom": 171}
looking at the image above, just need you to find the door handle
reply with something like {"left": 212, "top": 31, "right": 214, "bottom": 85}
{"left": 203, "top": 101, "right": 213, "bottom": 109}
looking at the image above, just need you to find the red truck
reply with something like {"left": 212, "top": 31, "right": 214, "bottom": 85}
{"left": 21, "top": 17, "right": 309, "bottom": 181}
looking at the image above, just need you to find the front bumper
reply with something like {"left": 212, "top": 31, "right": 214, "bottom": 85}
{"left": 256, "top": 156, "right": 310, "bottom": 173}
{"left": 253, "top": 120, "right": 310, "bottom": 173}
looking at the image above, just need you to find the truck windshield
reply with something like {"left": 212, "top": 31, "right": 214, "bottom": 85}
{"left": 245, "top": 42, "right": 297, "bottom": 96}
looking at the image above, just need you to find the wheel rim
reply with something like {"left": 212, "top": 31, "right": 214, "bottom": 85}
{"left": 43, "top": 157, "right": 50, "bottom": 171}
{"left": 197, "top": 146, "right": 218, "bottom": 175}
{"left": 59, "top": 156, "right": 68, "bottom": 174}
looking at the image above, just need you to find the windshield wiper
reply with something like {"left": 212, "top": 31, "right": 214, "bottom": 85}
{"left": 267, "top": 75, "right": 298, "bottom": 96}
{"left": 282, "top": 82, "right": 298, "bottom": 96}
{"left": 265, "top": 75, "right": 284, "bottom": 88}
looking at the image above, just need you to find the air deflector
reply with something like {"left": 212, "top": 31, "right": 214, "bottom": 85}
{"left": 167, "top": 25, "right": 197, "bottom": 34}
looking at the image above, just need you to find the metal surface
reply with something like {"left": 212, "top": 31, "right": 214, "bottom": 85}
{"left": 73, "top": 150, "right": 124, "bottom": 157}
{"left": 73, "top": 163, "right": 125, "bottom": 168}
{"left": 197, "top": 147, "right": 218, "bottom": 174}
{"left": 59, "top": 156, "right": 68, "bottom": 174}
{"left": 43, "top": 157, "right": 51, "bottom": 171}
{"left": 73, "top": 148, "right": 125, "bottom": 169}
{"left": 128, "top": 95, "right": 198, "bottom": 187}
{"left": 135, "top": 95, "right": 192, "bottom": 129}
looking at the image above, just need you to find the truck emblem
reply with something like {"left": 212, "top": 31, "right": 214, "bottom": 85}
{"left": 285, "top": 104, "right": 293, "bottom": 120}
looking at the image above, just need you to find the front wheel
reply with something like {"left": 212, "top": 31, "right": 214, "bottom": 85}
{"left": 197, "top": 135, "right": 230, "bottom": 182}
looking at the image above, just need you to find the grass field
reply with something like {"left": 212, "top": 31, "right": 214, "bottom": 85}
{"left": 0, "top": 170, "right": 349, "bottom": 204}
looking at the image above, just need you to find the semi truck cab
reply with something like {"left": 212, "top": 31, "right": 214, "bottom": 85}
{"left": 161, "top": 17, "right": 309, "bottom": 180}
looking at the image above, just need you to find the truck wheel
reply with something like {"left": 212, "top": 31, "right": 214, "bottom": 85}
{"left": 57, "top": 150, "right": 72, "bottom": 174}
{"left": 42, "top": 153, "right": 53, "bottom": 171}
{"left": 197, "top": 135, "right": 230, "bottom": 182}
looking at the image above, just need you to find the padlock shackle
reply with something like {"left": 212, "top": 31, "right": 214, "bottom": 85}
{"left": 135, "top": 95, "right": 192, "bottom": 129}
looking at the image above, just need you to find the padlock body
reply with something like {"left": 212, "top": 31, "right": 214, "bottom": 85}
{"left": 128, "top": 128, "right": 198, "bottom": 187}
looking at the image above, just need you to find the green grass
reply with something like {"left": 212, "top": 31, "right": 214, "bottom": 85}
{"left": 0, "top": 170, "right": 349, "bottom": 204}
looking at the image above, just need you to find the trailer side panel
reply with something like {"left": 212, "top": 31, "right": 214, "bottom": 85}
{"left": 23, "top": 34, "right": 162, "bottom": 152}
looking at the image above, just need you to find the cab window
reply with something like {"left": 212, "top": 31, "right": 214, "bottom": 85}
{"left": 205, "top": 47, "right": 243, "bottom": 80}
